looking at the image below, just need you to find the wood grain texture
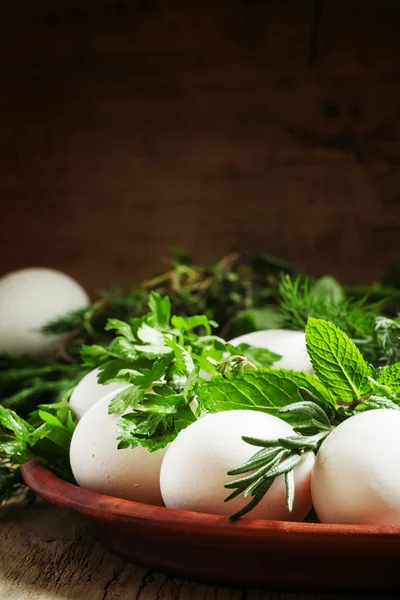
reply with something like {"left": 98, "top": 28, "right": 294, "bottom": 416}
{"left": 0, "top": 502, "right": 399, "bottom": 600}
{"left": 0, "top": 0, "right": 400, "bottom": 293}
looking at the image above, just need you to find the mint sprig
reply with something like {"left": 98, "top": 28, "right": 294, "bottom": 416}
{"left": 377, "top": 363, "right": 400, "bottom": 393}
{"left": 306, "top": 318, "right": 372, "bottom": 402}
{"left": 199, "top": 369, "right": 333, "bottom": 425}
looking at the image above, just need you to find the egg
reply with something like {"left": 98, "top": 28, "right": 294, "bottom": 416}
{"left": 312, "top": 409, "right": 400, "bottom": 525}
{"left": 229, "top": 329, "right": 313, "bottom": 373}
{"left": 160, "top": 410, "right": 314, "bottom": 520}
{"left": 70, "top": 390, "right": 167, "bottom": 505}
{"left": 0, "top": 267, "right": 89, "bottom": 357}
{"left": 69, "top": 367, "right": 129, "bottom": 421}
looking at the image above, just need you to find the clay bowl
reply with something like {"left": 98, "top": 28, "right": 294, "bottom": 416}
{"left": 22, "top": 459, "right": 400, "bottom": 592}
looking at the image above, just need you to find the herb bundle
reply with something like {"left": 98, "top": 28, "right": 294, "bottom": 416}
{"left": 0, "top": 252, "right": 400, "bottom": 507}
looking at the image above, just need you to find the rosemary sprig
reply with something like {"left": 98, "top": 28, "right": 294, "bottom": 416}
{"left": 225, "top": 388, "right": 334, "bottom": 520}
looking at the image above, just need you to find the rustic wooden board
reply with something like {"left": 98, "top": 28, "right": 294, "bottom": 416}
{"left": 0, "top": 0, "right": 399, "bottom": 293}
{"left": 0, "top": 502, "right": 398, "bottom": 599}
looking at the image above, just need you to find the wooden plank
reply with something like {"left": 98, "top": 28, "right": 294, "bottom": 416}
{"left": 0, "top": 502, "right": 398, "bottom": 599}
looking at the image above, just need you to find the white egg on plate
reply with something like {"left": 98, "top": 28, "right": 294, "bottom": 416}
{"left": 229, "top": 329, "right": 313, "bottom": 373}
{"left": 160, "top": 410, "right": 314, "bottom": 520}
{"left": 70, "top": 390, "right": 167, "bottom": 505}
{"left": 312, "top": 409, "right": 400, "bottom": 525}
{"left": 69, "top": 367, "right": 129, "bottom": 421}
{"left": 0, "top": 267, "right": 89, "bottom": 357}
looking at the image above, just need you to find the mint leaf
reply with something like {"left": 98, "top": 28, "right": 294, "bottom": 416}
{"left": 377, "top": 363, "right": 400, "bottom": 392}
{"left": 236, "top": 343, "right": 281, "bottom": 369}
{"left": 105, "top": 318, "right": 134, "bottom": 342}
{"left": 108, "top": 386, "right": 144, "bottom": 414}
{"left": 306, "top": 318, "right": 371, "bottom": 401}
{"left": 148, "top": 292, "right": 171, "bottom": 330}
{"left": 199, "top": 369, "right": 332, "bottom": 424}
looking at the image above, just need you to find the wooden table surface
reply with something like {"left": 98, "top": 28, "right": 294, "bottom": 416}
{"left": 0, "top": 502, "right": 397, "bottom": 600}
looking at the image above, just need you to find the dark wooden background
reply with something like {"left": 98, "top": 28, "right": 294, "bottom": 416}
{"left": 1, "top": 0, "right": 400, "bottom": 294}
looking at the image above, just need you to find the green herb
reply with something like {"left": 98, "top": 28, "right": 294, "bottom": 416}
{"left": 83, "top": 292, "right": 275, "bottom": 452}
{"left": 199, "top": 369, "right": 333, "bottom": 421}
{"left": 377, "top": 363, "right": 400, "bottom": 393}
{"left": 235, "top": 344, "right": 281, "bottom": 369}
{"left": 1, "top": 251, "right": 400, "bottom": 504}
{"left": 225, "top": 318, "right": 400, "bottom": 519}
{"left": 225, "top": 392, "right": 333, "bottom": 520}
{"left": 0, "top": 401, "right": 75, "bottom": 487}
{"left": 305, "top": 318, "right": 371, "bottom": 402}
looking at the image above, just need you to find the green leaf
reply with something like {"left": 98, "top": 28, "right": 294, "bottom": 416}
{"left": 108, "top": 386, "right": 144, "bottom": 414}
{"left": 81, "top": 344, "right": 111, "bottom": 366}
{"left": 171, "top": 315, "right": 213, "bottom": 336}
{"left": 306, "top": 318, "right": 371, "bottom": 401}
{"left": 199, "top": 369, "right": 332, "bottom": 424}
{"left": 0, "top": 405, "right": 33, "bottom": 438}
{"left": 137, "top": 323, "right": 164, "bottom": 345}
{"left": 133, "top": 355, "right": 174, "bottom": 389}
{"left": 166, "top": 339, "right": 195, "bottom": 376}
{"left": 236, "top": 343, "right": 281, "bottom": 369}
{"left": 135, "top": 344, "right": 172, "bottom": 356}
{"left": 377, "top": 363, "right": 400, "bottom": 392}
{"left": 97, "top": 357, "right": 150, "bottom": 384}
{"left": 38, "top": 410, "right": 68, "bottom": 431}
{"left": 117, "top": 398, "right": 196, "bottom": 452}
{"left": 311, "top": 276, "right": 344, "bottom": 305}
{"left": 105, "top": 318, "right": 134, "bottom": 342}
{"left": 148, "top": 292, "right": 171, "bottom": 330}
{"left": 108, "top": 337, "right": 139, "bottom": 360}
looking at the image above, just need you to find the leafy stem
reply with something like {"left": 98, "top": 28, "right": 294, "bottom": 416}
{"left": 225, "top": 390, "right": 334, "bottom": 520}
{"left": 217, "top": 354, "right": 258, "bottom": 375}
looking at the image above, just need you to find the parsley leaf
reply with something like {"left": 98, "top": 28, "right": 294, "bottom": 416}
{"left": 105, "top": 318, "right": 135, "bottom": 342}
{"left": 148, "top": 291, "right": 171, "bottom": 330}
{"left": 108, "top": 386, "right": 145, "bottom": 415}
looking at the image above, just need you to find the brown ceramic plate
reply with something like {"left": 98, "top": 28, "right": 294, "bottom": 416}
{"left": 22, "top": 460, "right": 400, "bottom": 592}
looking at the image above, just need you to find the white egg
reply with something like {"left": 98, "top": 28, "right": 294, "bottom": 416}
{"left": 70, "top": 390, "right": 167, "bottom": 505}
{"left": 69, "top": 367, "right": 129, "bottom": 421}
{"left": 0, "top": 267, "right": 89, "bottom": 357}
{"left": 229, "top": 329, "right": 313, "bottom": 373}
{"left": 160, "top": 410, "right": 314, "bottom": 520}
{"left": 312, "top": 409, "right": 400, "bottom": 525}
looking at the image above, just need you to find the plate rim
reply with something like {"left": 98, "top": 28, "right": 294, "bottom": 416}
{"left": 21, "top": 460, "right": 400, "bottom": 539}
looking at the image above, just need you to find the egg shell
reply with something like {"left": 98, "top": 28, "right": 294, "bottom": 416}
{"left": 160, "top": 410, "right": 314, "bottom": 520}
{"left": 70, "top": 391, "right": 167, "bottom": 505}
{"left": 0, "top": 268, "right": 89, "bottom": 357}
{"left": 69, "top": 367, "right": 129, "bottom": 421}
{"left": 312, "top": 409, "right": 400, "bottom": 525}
{"left": 229, "top": 329, "right": 313, "bottom": 373}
